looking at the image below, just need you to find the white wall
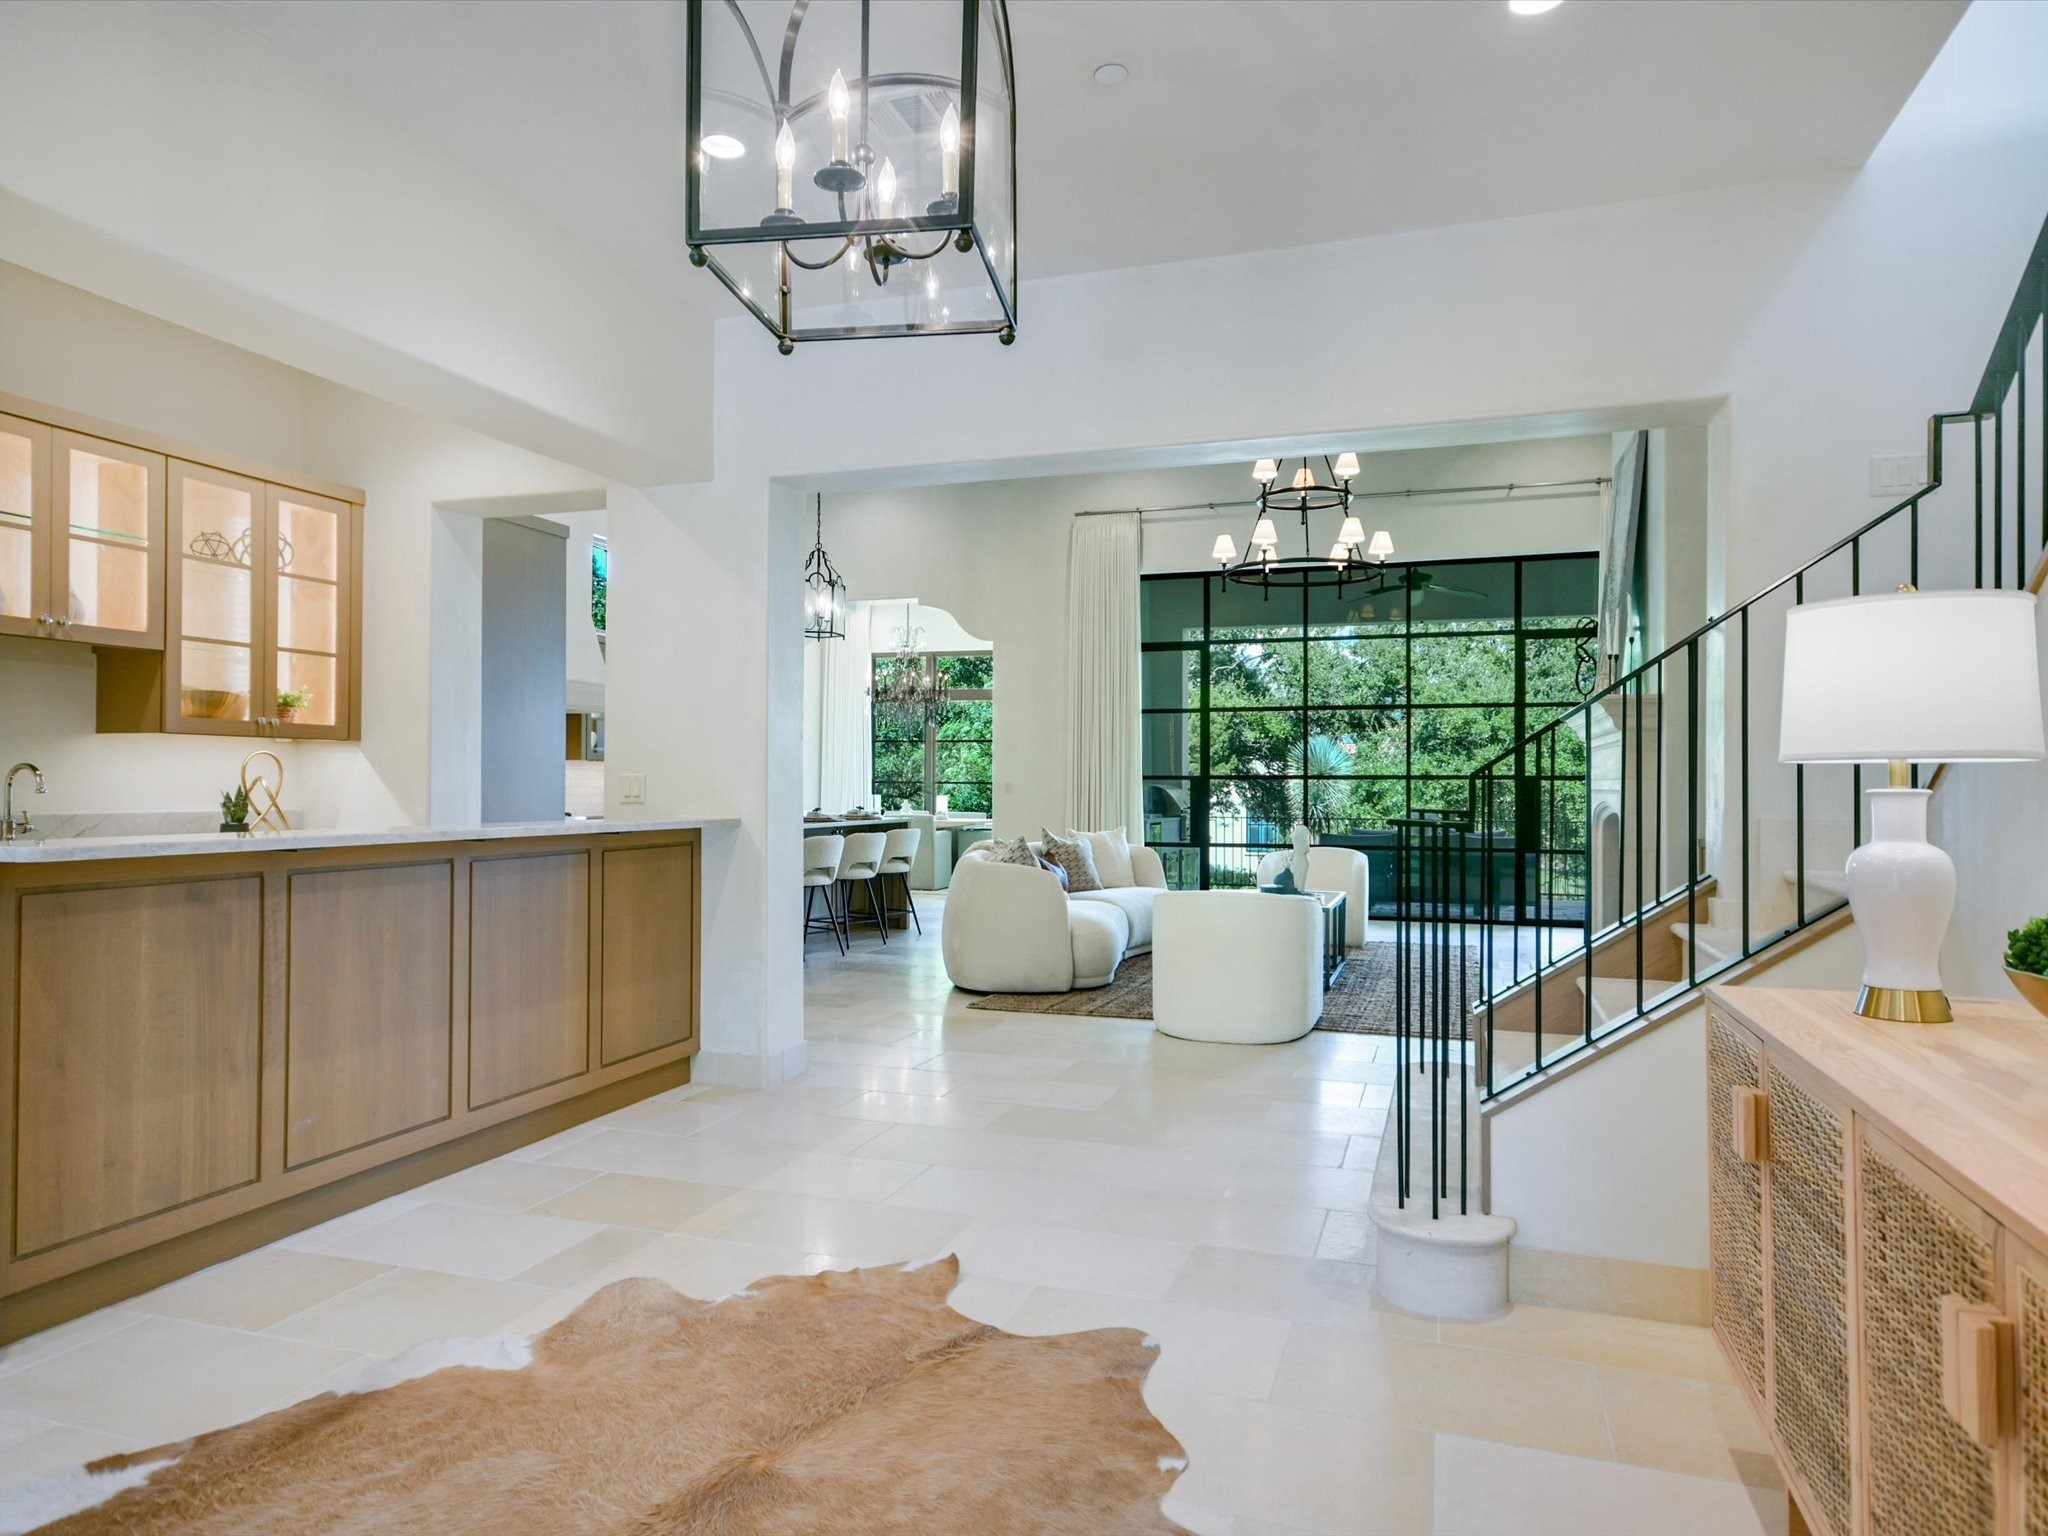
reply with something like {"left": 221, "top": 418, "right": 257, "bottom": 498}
{"left": 0, "top": 0, "right": 709, "bottom": 486}
{"left": 0, "top": 263, "right": 612, "bottom": 830}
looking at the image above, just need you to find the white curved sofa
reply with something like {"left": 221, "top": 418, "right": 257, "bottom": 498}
{"left": 943, "top": 842, "right": 1166, "bottom": 993}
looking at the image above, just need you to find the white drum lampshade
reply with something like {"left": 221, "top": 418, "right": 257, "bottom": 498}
{"left": 1780, "top": 589, "right": 2045, "bottom": 1021}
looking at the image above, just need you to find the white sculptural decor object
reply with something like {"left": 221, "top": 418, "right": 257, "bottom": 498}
{"left": 1779, "top": 588, "right": 2045, "bottom": 1022}
{"left": 1288, "top": 822, "right": 1313, "bottom": 895}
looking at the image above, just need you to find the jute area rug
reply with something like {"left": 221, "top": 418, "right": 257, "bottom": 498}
{"left": 7, "top": 1257, "right": 1190, "bottom": 1536}
{"left": 967, "top": 941, "right": 1482, "bottom": 1037}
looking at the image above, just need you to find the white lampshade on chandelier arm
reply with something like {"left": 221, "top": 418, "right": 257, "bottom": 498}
{"left": 1215, "top": 452, "right": 1391, "bottom": 589}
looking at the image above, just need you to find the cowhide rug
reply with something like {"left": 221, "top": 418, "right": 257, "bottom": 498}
{"left": 5, "top": 1257, "right": 1190, "bottom": 1535}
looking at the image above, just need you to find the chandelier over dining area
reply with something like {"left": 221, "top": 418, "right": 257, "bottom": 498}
{"left": 1213, "top": 454, "right": 1396, "bottom": 590}
{"left": 685, "top": 0, "right": 1018, "bottom": 353}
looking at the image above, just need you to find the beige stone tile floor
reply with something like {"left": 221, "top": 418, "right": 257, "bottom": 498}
{"left": 0, "top": 893, "right": 1783, "bottom": 1535}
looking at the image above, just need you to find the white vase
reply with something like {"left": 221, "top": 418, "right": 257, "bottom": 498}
{"left": 1288, "top": 823, "right": 1312, "bottom": 894}
{"left": 1843, "top": 788, "right": 1955, "bottom": 1021}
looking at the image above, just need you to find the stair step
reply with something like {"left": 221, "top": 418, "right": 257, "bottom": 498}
{"left": 1781, "top": 868, "right": 1848, "bottom": 903}
{"left": 1668, "top": 921, "right": 1748, "bottom": 966}
{"left": 1574, "top": 973, "right": 1689, "bottom": 1028}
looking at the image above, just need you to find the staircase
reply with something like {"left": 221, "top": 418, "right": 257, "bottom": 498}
{"left": 1386, "top": 211, "right": 2048, "bottom": 1218}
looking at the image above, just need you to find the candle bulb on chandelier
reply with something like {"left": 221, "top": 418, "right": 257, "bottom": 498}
{"left": 940, "top": 103, "right": 960, "bottom": 196}
{"left": 828, "top": 69, "right": 850, "bottom": 161}
{"left": 877, "top": 157, "right": 897, "bottom": 218}
{"left": 774, "top": 119, "right": 795, "bottom": 209}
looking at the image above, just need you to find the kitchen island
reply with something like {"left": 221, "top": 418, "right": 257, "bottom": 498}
{"left": 0, "top": 818, "right": 731, "bottom": 1340}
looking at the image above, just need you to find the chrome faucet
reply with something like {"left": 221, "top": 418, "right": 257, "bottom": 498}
{"left": 3, "top": 763, "right": 45, "bottom": 843}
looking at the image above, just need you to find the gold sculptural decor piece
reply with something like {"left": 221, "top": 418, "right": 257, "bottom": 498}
{"left": 238, "top": 750, "right": 291, "bottom": 833}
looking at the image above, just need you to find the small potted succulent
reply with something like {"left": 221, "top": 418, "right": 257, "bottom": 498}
{"left": 275, "top": 687, "right": 312, "bottom": 725}
{"left": 2006, "top": 916, "right": 2048, "bottom": 1018}
{"left": 220, "top": 786, "right": 251, "bottom": 835}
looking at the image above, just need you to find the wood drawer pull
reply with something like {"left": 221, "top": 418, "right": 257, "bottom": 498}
{"left": 1940, "top": 1295, "right": 2015, "bottom": 1446}
{"left": 1731, "top": 1085, "right": 1769, "bottom": 1164}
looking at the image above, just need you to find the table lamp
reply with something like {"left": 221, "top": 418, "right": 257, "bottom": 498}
{"left": 1780, "top": 588, "right": 2044, "bottom": 1022}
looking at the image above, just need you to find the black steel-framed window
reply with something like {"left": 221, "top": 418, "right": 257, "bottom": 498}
{"left": 1139, "top": 555, "right": 1598, "bottom": 921}
{"left": 871, "top": 652, "right": 995, "bottom": 815}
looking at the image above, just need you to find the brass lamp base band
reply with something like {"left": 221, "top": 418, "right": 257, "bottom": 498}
{"left": 1855, "top": 985, "right": 1954, "bottom": 1024}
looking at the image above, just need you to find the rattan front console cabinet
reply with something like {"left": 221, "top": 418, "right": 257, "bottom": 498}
{"left": 1706, "top": 986, "right": 2048, "bottom": 1536}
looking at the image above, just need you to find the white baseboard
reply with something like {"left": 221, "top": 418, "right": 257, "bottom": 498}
{"left": 695, "top": 1041, "right": 810, "bottom": 1089}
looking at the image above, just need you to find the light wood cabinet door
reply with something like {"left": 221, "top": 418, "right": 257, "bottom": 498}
{"left": 13, "top": 876, "right": 262, "bottom": 1257}
{"left": 0, "top": 413, "right": 51, "bottom": 640}
{"left": 1708, "top": 1008, "right": 1769, "bottom": 1408}
{"left": 285, "top": 863, "right": 455, "bottom": 1167}
{"left": 166, "top": 461, "right": 266, "bottom": 734}
{"left": 264, "top": 486, "right": 355, "bottom": 740}
{"left": 1856, "top": 1125, "right": 2000, "bottom": 1536}
{"left": 1767, "top": 1053, "right": 1856, "bottom": 1536}
{"left": 600, "top": 842, "right": 697, "bottom": 1066}
{"left": 469, "top": 852, "right": 592, "bottom": 1108}
{"left": 49, "top": 430, "right": 163, "bottom": 649}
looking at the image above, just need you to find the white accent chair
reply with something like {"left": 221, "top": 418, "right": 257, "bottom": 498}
{"left": 1255, "top": 845, "right": 1371, "bottom": 948}
{"left": 836, "top": 831, "right": 890, "bottom": 945}
{"left": 802, "top": 833, "right": 846, "bottom": 954}
{"left": 877, "top": 826, "right": 923, "bottom": 934}
{"left": 1151, "top": 890, "right": 1323, "bottom": 1043}
{"left": 942, "top": 841, "right": 1169, "bottom": 993}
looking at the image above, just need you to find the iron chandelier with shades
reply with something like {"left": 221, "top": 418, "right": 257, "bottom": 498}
{"left": 685, "top": 0, "right": 1018, "bottom": 353}
{"left": 1212, "top": 454, "right": 1396, "bottom": 590}
{"left": 802, "top": 495, "right": 847, "bottom": 641}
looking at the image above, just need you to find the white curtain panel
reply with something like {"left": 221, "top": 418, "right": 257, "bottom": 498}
{"left": 817, "top": 601, "right": 874, "bottom": 812}
{"left": 1066, "top": 513, "right": 1143, "bottom": 834}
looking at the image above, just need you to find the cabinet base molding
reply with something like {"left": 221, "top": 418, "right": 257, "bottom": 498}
{"left": 0, "top": 1058, "right": 688, "bottom": 1346}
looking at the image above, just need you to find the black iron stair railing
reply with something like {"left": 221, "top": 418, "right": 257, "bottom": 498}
{"left": 1388, "top": 212, "right": 2048, "bottom": 1146}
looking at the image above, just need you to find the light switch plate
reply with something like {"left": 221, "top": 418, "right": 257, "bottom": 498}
{"left": 620, "top": 772, "right": 647, "bottom": 805}
{"left": 1870, "top": 454, "right": 1928, "bottom": 497}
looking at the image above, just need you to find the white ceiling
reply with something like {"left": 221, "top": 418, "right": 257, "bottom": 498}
{"left": 215, "top": 0, "right": 1962, "bottom": 301}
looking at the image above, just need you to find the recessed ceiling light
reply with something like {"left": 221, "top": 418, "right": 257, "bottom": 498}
{"left": 701, "top": 133, "right": 746, "bottom": 159}
{"left": 1093, "top": 62, "right": 1128, "bottom": 86}
{"left": 1508, "top": 0, "right": 1563, "bottom": 13}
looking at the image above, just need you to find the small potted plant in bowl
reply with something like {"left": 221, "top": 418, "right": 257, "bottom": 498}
{"left": 275, "top": 687, "right": 312, "bottom": 725}
{"left": 220, "top": 786, "right": 251, "bottom": 834}
{"left": 2006, "top": 916, "right": 2048, "bottom": 1018}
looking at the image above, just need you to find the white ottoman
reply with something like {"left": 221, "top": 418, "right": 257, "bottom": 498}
{"left": 1151, "top": 890, "right": 1323, "bottom": 1043}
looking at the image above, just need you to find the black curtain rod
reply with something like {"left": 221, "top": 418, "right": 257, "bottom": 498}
{"left": 1072, "top": 476, "right": 1611, "bottom": 518}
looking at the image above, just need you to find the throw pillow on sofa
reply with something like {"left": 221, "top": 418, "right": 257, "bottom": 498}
{"left": 1040, "top": 829, "right": 1103, "bottom": 893}
{"left": 1066, "top": 826, "right": 1134, "bottom": 888}
{"left": 989, "top": 836, "right": 1039, "bottom": 867}
{"left": 1036, "top": 855, "right": 1070, "bottom": 891}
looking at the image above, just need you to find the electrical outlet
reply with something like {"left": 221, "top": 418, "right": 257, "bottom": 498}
{"left": 1870, "top": 454, "right": 1928, "bottom": 497}
{"left": 620, "top": 772, "right": 647, "bottom": 805}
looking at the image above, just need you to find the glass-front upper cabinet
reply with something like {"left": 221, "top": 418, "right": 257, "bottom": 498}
{"left": 50, "top": 429, "right": 164, "bottom": 648}
{"left": 167, "top": 461, "right": 263, "bottom": 732}
{"left": 0, "top": 413, "right": 51, "bottom": 640}
{"left": 264, "top": 487, "right": 354, "bottom": 740}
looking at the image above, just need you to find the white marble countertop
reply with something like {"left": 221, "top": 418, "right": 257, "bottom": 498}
{"left": 0, "top": 817, "right": 739, "bottom": 863}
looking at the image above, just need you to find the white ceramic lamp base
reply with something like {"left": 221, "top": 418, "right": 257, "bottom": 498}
{"left": 1844, "top": 788, "right": 1955, "bottom": 1022}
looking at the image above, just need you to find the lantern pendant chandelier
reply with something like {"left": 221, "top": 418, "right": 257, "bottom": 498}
{"left": 1212, "top": 454, "right": 1397, "bottom": 591}
{"left": 685, "top": 0, "right": 1018, "bottom": 354}
{"left": 803, "top": 494, "right": 847, "bottom": 641}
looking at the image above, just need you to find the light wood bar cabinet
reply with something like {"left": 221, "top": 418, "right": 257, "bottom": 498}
{"left": 0, "top": 824, "right": 702, "bottom": 1342}
{"left": 1707, "top": 986, "right": 2048, "bottom": 1536}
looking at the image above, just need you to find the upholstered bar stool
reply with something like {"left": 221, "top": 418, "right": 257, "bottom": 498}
{"left": 803, "top": 834, "right": 846, "bottom": 955}
{"left": 877, "top": 826, "right": 923, "bottom": 934}
{"left": 836, "top": 831, "right": 890, "bottom": 945}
